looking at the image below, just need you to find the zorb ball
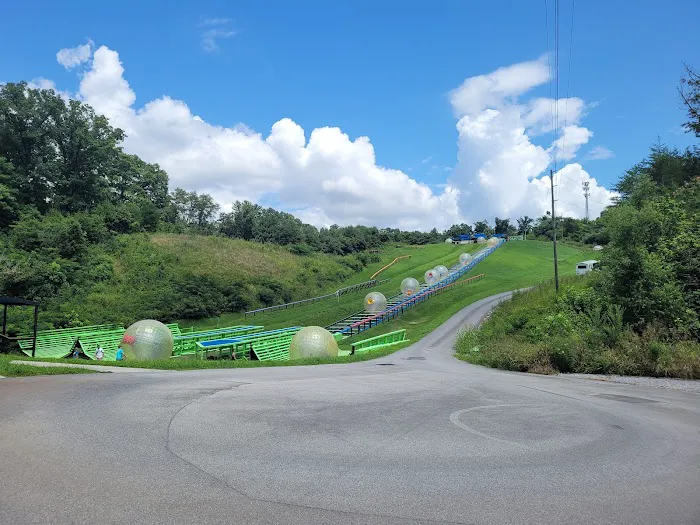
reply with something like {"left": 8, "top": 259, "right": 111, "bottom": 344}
{"left": 289, "top": 326, "right": 339, "bottom": 359}
{"left": 435, "top": 265, "right": 449, "bottom": 278}
{"left": 364, "top": 291, "right": 388, "bottom": 313}
{"left": 400, "top": 277, "right": 420, "bottom": 296}
{"left": 477, "top": 236, "right": 487, "bottom": 244}
{"left": 424, "top": 269, "right": 439, "bottom": 286}
{"left": 459, "top": 253, "right": 472, "bottom": 266}
{"left": 487, "top": 237, "right": 499, "bottom": 247}
{"left": 121, "top": 320, "right": 173, "bottom": 360}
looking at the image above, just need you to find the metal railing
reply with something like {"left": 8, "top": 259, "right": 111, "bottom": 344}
{"left": 340, "top": 274, "right": 485, "bottom": 337}
{"left": 244, "top": 278, "right": 391, "bottom": 317}
{"left": 333, "top": 239, "right": 503, "bottom": 336}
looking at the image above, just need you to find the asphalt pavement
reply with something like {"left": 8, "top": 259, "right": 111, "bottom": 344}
{"left": 1, "top": 291, "right": 698, "bottom": 525}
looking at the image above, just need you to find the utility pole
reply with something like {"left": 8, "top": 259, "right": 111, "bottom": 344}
{"left": 550, "top": 169, "right": 559, "bottom": 292}
{"left": 582, "top": 181, "right": 590, "bottom": 221}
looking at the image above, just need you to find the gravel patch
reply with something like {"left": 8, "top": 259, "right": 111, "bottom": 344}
{"left": 564, "top": 373, "right": 700, "bottom": 393}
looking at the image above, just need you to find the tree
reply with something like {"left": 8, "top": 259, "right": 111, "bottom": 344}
{"left": 680, "top": 64, "right": 700, "bottom": 137}
{"left": 445, "top": 223, "right": 473, "bottom": 239}
{"left": 517, "top": 216, "right": 534, "bottom": 236}
{"left": 166, "top": 188, "right": 220, "bottom": 231}
{"left": 0, "top": 83, "right": 126, "bottom": 213}
{"left": 494, "top": 217, "right": 511, "bottom": 235}
{"left": 473, "top": 220, "right": 490, "bottom": 234}
{"left": 231, "top": 200, "right": 261, "bottom": 240}
{"left": 0, "top": 157, "right": 20, "bottom": 231}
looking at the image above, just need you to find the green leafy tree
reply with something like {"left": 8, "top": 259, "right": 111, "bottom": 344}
{"left": 494, "top": 217, "right": 511, "bottom": 234}
{"left": 680, "top": 64, "right": 700, "bottom": 137}
{"left": 473, "top": 220, "right": 490, "bottom": 234}
{"left": 517, "top": 216, "right": 534, "bottom": 236}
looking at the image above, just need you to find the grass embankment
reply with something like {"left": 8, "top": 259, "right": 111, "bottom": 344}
{"left": 0, "top": 355, "right": 97, "bottom": 377}
{"left": 185, "top": 241, "right": 481, "bottom": 332}
{"left": 455, "top": 277, "right": 700, "bottom": 378}
{"left": 12, "top": 241, "right": 591, "bottom": 372}
{"left": 332, "top": 241, "right": 591, "bottom": 347}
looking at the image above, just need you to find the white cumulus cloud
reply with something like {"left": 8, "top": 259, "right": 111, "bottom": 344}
{"left": 586, "top": 145, "right": 615, "bottom": 160}
{"left": 66, "top": 45, "right": 461, "bottom": 230}
{"left": 22, "top": 43, "right": 618, "bottom": 229}
{"left": 56, "top": 40, "right": 93, "bottom": 69}
{"left": 449, "top": 58, "right": 617, "bottom": 222}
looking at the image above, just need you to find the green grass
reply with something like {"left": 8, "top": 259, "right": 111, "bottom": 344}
{"left": 9, "top": 345, "right": 405, "bottom": 370}
{"left": 14, "top": 241, "right": 591, "bottom": 371}
{"left": 454, "top": 274, "right": 700, "bottom": 378}
{"left": 0, "top": 354, "right": 98, "bottom": 377}
{"left": 186, "top": 242, "right": 483, "bottom": 331}
{"left": 335, "top": 240, "right": 591, "bottom": 349}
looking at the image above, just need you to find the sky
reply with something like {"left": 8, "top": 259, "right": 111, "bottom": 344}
{"left": 1, "top": 0, "right": 698, "bottom": 230}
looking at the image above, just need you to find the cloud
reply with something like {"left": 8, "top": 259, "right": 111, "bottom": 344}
{"left": 56, "top": 40, "right": 93, "bottom": 69}
{"left": 586, "top": 145, "right": 614, "bottom": 160}
{"left": 64, "top": 45, "right": 460, "bottom": 230}
{"left": 449, "top": 58, "right": 617, "bottom": 222}
{"left": 33, "top": 44, "right": 617, "bottom": 229}
{"left": 549, "top": 124, "right": 593, "bottom": 161}
{"left": 199, "top": 17, "right": 231, "bottom": 26}
{"left": 523, "top": 97, "right": 587, "bottom": 136}
{"left": 449, "top": 56, "right": 550, "bottom": 116}
{"left": 199, "top": 18, "right": 236, "bottom": 52}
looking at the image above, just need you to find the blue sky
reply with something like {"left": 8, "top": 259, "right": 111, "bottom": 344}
{"left": 1, "top": 0, "right": 699, "bottom": 228}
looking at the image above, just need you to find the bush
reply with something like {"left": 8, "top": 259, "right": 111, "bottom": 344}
{"left": 455, "top": 280, "right": 700, "bottom": 379}
{"left": 287, "top": 243, "right": 314, "bottom": 256}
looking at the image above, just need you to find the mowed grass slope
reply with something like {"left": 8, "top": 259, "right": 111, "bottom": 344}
{"left": 335, "top": 241, "right": 592, "bottom": 349}
{"left": 186, "top": 242, "right": 481, "bottom": 331}
{"left": 150, "top": 234, "right": 476, "bottom": 299}
{"left": 151, "top": 234, "right": 339, "bottom": 282}
{"left": 14, "top": 241, "right": 591, "bottom": 372}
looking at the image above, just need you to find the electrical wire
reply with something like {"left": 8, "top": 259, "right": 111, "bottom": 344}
{"left": 559, "top": 0, "right": 576, "bottom": 162}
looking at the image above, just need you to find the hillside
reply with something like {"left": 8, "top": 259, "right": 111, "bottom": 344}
{"left": 2, "top": 232, "right": 483, "bottom": 333}
{"left": 192, "top": 241, "right": 592, "bottom": 349}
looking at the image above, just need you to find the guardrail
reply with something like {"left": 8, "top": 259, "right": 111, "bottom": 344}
{"left": 324, "top": 240, "right": 502, "bottom": 336}
{"left": 244, "top": 278, "right": 391, "bottom": 317}
{"left": 341, "top": 274, "right": 485, "bottom": 337}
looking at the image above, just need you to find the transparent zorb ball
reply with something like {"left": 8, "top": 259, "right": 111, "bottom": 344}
{"left": 121, "top": 320, "right": 174, "bottom": 360}
{"left": 364, "top": 291, "right": 388, "bottom": 313}
{"left": 400, "top": 277, "right": 420, "bottom": 297}
{"left": 424, "top": 269, "right": 439, "bottom": 286}
{"left": 289, "top": 326, "right": 339, "bottom": 359}
{"left": 435, "top": 265, "right": 449, "bottom": 278}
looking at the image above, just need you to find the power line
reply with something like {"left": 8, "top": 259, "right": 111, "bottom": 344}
{"left": 559, "top": 0, "right": 576, "bottom": 161}
{"left": 544, "top": 0, "right": 554, "bottom": 146}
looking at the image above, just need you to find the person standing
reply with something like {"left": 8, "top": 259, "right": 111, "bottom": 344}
{"left": 115, "top": 346, "right": 124, "bottom": 361}
{"left": 95, "top": 345, "right": 104, "bottom": 361}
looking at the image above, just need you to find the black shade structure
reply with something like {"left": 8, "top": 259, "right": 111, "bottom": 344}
{"left": 0, "top": 296, "right": 40, "bottom": 357}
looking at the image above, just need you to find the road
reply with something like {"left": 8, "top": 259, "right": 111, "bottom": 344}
{"left": 1, "top": 291, "right": 698, "bottom": 525}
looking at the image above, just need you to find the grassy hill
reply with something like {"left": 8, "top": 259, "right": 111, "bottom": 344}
{"left": 14, "top": 240, "right": 592, "bottom": 372}
{"left": 180, "top": 240, "right": 483, "bottom": 330}
{"left": 187, "top": 241, "right": 592, "bottom": 348}
{"left": 330, "top": 240, "right": 592, "bottom": 348}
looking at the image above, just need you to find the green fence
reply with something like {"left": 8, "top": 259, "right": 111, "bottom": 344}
{"left": 77, "top": 329, "right": 126, "bottom": 360}
{"left": 350, "top": 329, "right": 408, "bottom": 354}
{"left": 17, "top": 324, "right": 122, "bottom": 359}
{"left": 194, "top": 327, "right": 302, "bottom": 360}
{"left": 173, "top": 326, "right": 264, "bottom": 356}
